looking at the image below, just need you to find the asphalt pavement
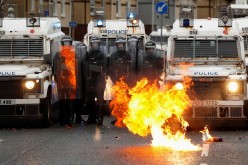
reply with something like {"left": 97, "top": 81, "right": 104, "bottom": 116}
{"left": 0, "top": 116, "right": 248, "bottom": 165}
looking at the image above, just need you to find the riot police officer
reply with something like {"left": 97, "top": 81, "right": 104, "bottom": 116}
{"left": 84, "top": 36, "right": 106, "bottom": 125}
{"left": 108, "top": 36, "right": 136, "bottom": 125}
{"left": 55, "top": 35, "right": 75, "bottom": 127}
{"left": 139, "top": 40, "right": 164, "bottom": 81}
{"left": 108, "top": 36, "right": 135, "bottom": 83}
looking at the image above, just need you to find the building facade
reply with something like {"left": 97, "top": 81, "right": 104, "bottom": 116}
{"left": 1, "top": 0, "right": 237, "bottom": 40}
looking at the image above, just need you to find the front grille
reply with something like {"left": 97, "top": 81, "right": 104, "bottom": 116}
{"left": 195, "top": 107, "right": 218, "bottom": 117}
{"left": 0, "top": 80, "right": 23, "bottom": 99}
{"left": 188, "top": 81, "right": 225, "bottom": 100}
{"left": 0, "top": 38, "right": 43, "bottom": 56}
{"left": 0, "top": 105, "right": 15, "bottom": 115}
{"left": 26, "top": 105, "right": 39, "bottom": 115}
{"left": 230, "top": 107, "right": 243, "bottom": 117}
{"left": 188, "top": 106, "right": 244, "bottom": 118}
{"left": 0, "top": 105, "right": 40, "bottom": 116}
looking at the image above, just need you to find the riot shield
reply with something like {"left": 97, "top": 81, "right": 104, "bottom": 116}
{"left": 128, "top": 37, "right": 139, "bottom": 71}
{"left": 74, "top": 42, "right": 87, "bottom": 100}
{"left": 137, "top": 50, "right": 144, "bottom": 73}
{"left": 54, "top": 45, "right": 77, "bottom": 100}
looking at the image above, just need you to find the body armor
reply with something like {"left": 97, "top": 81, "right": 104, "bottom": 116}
{"left": 110, "top": 50, "right": 132, "bottom": 82}
{"left": 140, "top": 40, "right": 164, "bottom": 80}
{"left": 85, "top": 49, "right": 106, "bottom": 101}
{"left": 55, "top": 46, "right": 76, "bottom": 100}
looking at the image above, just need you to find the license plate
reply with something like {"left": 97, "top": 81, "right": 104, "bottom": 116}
{"left": 193, "top": 100, "right": 218, "bottom": 107}
{"left": 0, "top": 99, "right": 15, "bottom": 105}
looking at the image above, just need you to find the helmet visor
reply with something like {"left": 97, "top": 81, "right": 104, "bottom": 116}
{"left": 91, "top": 42, "right": 100, "bottom": 50}
{"left": 117, "top": 43, "right": 125, "bottom": 51}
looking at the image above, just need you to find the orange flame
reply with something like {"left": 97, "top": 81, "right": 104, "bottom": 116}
{"left": 200, "top": 126, "right": 222, "bottom": 143}
{"left": 60, "top": 45, "right": 76, "bottom": 98}
{"left": 110, "top": 77, "right": 201, "bottom": 151}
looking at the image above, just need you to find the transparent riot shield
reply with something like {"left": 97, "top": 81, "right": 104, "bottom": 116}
{"left": 74, "top": 42, "right": 87, "bottom": 100}
{"left": 54, "top": 45, "right": 76, "bottom": 100}
{"left": 128, "top": 36, "right": 139, "bottom": 71}
{"left": 137, "top": 50, "right": 144, "bottom": 72}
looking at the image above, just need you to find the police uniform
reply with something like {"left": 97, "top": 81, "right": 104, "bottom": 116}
{"left": 108, "top": 37, "right": 136, "bottom": 124}
{"left": 140, "top": 40, "right": 164, "bottom": 81}
{"left": 84, "top": 36, "right": 106, "bottom": 125}
{"left": 109, "top": 37, "right": 135, "bottom": 85}
{"left": 55, "top": 35, "right": 76, "bottom": 126}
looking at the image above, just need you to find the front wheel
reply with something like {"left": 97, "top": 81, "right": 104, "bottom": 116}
{"left": 41, "top": 88, "right": 53, "bottom": 127}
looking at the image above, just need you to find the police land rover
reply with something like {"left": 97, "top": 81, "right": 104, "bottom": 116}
{"left": 165, "top": 6, "right": 248, "bottom": 129}
{"left": 0, "top": 6, "right": 65, "bottom": 127}
{"left": 83, "top": 14, "right": 148, "bottom": 61}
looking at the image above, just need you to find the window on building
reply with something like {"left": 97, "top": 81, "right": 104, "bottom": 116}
{"left": 38, "top": 0, "right": 43, "bottom": 14}
{"left": 61, "top": 0, "right": 66, "bottom": 17}
{"left": 30, "top": 0, "right": 35, "bottom": 12}
{"left": 116, "top": 0, "right": 121, "bottom": 17}
{"left": 101, "top": 0, "right": 105, "bottom": 7}
{"left": 53, "top": 0, "right": 57, "bottom": 16}
{"left": 90, "top": 0, "right": 95, "bottom": 16}
{"left": 126, "top": 0, "right": 131, "bottom": 8}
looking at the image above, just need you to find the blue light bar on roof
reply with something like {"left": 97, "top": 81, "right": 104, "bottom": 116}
{"left": 128, "top": 12, "right": 135, "bottom": 19}
{"left": 97, "top": 20, "right": 103, "bottom": 26}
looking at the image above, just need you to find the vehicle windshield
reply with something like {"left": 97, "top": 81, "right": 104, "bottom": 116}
{"left": 150, "top": 36, "right": 169, "bottom": 44}
{"left": 174, "top": 39, "right": 239, "bottom": 58}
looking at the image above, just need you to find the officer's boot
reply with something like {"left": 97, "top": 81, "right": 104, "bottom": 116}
{"left": 59, "top": 100, "right": 66, "bottom": 125}
{"left": 75, "top": 100, "right": 82, "bottom": 124}
{"left": 86, "top": 101, "right": 96, "bottom": 124}
{"left": 96, "top": 104, "right": 103, "bottom": 125}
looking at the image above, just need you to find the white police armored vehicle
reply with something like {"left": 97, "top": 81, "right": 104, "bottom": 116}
{"left": 149, "top": 25, "right": 172, "bottom": 52}
{"left": 229, "top": 0, "right": 248, "bottom": 65}
{"left": 166, "top": 6, "right": 248, "bottom": 129}
{"left": 83, "top": 10, "right": 148, "bottom": 59}
{"left": 0, "top": 6, "right": 65, "bottom": 126}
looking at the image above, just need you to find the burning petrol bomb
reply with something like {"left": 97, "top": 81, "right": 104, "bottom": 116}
{"left": 110, "top": 77, "right": 201, "bottom": 151}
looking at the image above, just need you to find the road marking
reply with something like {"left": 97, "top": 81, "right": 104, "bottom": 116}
{"left": 201, "top": 143, "right": 209, "bottom": 156}
{"left": 94, "top": 127, "right": 102, "bottom": 141}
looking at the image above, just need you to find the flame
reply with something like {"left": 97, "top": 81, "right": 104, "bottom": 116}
{"left": 200, "top": 126, "right": 212, "bottom": 142}
{"left": 60, "top": 45, "right": 76, "bottom": 98}
{"left": 200, "top": 125, "right": 222, "bottom": 143}
{"left": 110, "top": 77, "right": 201, "bottom": 151}
{"left": 104, "top": 75, "right": 114, "bottom": 100}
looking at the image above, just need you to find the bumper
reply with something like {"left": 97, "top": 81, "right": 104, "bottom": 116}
{"left": 0, "top": 99, "right": 41, "bottom": 117}
{"left": 185, "top": 100, "right": 246, "bottom": 119}
{"left": 185, "top": 118, "right": 248, "bottom": 130}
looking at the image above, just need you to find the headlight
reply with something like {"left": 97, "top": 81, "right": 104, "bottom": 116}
{"left": 175, "top": 82, "right": 184, "bottom": 90}
{"left": 131, "top": 19, "right": 138, "bottom": 24}
{"left": 226, "top": 80, "right": 245, "bottom": 95}
{"left": 25, "top": 81, "right": 35, "bottom": 89}
{"left": 227, "top": 81, "right": 238, "bottom": 93}
{"left": 23, "top": 79, "right": 42, "bottom": 93}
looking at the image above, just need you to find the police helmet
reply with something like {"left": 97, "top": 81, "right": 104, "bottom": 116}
{"left": 90, "top": 36, "right": 101, "bottom": 43}
{"left": 145, "top": 40, "right": 156, "bottom": 55}
{"left": 115, "top": 37, "right": 126, "bottom": 43}
{"left": 90, "top": 36, "right": 101, "bottom": 50}
{"left": 145, "top": 40, "right": 156, "bottom": 49}
{"left": 61, "top": 35, "right": 73, "bottom": 46}
{"left": 115, "top": 37, "right": 126, "bottom": 51}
